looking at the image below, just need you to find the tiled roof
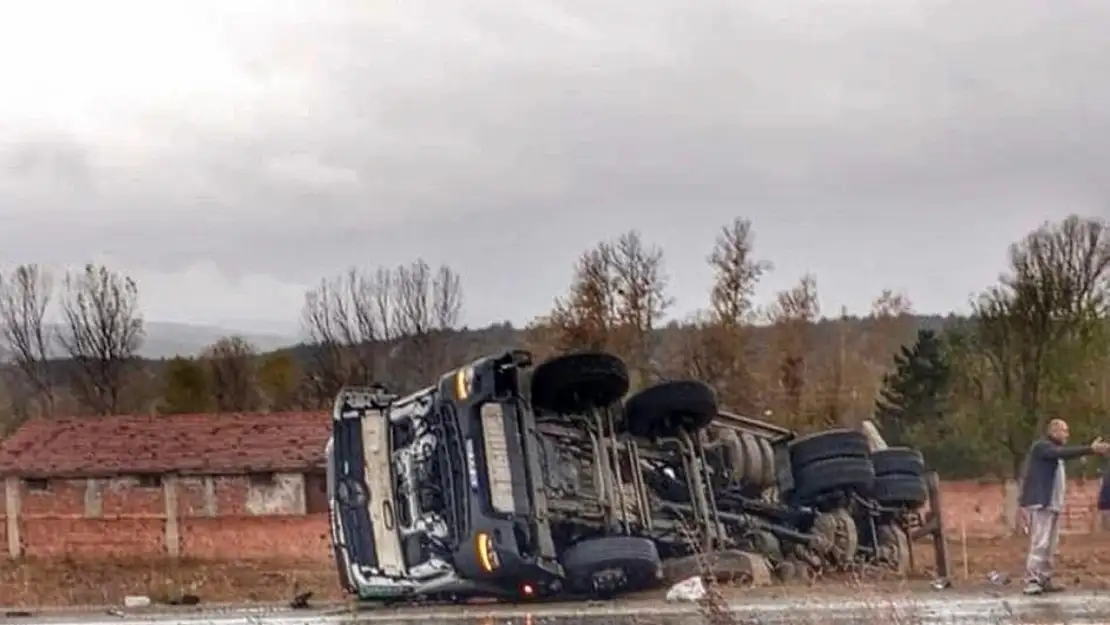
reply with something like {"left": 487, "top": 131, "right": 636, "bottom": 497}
{"left": 0, "top": 412, "right": 331, "bottom": 478}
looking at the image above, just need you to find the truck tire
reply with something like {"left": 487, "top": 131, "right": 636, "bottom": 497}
{"left": 722, "top": 430, "right": 746, "bottom": 482}
{"left": 811, "top": 508, "right": 858, "bottom": 566}
{"left": 788, "top": 429, "right": 870, "bottom": 470}
{"left": 873, "top": 474, "right": 927, "bottom": 507}
{"left": 740, "top": 432, "right": 765, "bottom": 486}
{"left": 793, "top": 456, "right": 875, "bottom": 501}
{"left": 876, "top": 523, "right": 910, "bottom": 575}
{"left": 560, "top": 536, "right": 663, "bottom": 596}
{"left": 871, "top": 447, "right": 925, "bottom": 477}
{"left": 758, "top": 438, "right": 776, "bottom": 490}
{"left": 624, "top": 380, "right": 717, "bottom": 439}
{"left": 530, "top": 352, "right": 629, "bottom": 415}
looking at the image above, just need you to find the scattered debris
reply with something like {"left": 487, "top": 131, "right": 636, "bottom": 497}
{"left": 290, "top": 591, "right": 313, "bottom": 609}
{"left": 174, "top": 593, "right": 201, "bottom": 605}
{"left": 931, "top": 577, "right": 952, "bottom": 590}
{"left": 105, "top": 608, "right": 125, "bottom": 618}
{"left": 123, "top": 595, "right": 151, "bottom": 608}
{"left": 988, "top": 570, "right": 1011, "bottom": 585}
{"left": 666, "top": 575, "right": 708, "bottom": 602}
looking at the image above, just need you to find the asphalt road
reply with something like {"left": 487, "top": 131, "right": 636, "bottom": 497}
{"left": 8, "top": 592, "right": 1110, "bottom": 625}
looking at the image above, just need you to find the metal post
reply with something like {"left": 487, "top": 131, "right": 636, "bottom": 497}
{"left": 628, "top": 440, "right": 652, "bottom": 531}
{"left": 925, "top": 471, "right": 950, "bottom": 581}
{"left": 694, "top": 431, "right": 724, "bottom": 545}
{"left": 604, "top": 407, "right": 630, "bottom": 532}
{"left": 679, "top": 429, "right": 713, "bottom": 554}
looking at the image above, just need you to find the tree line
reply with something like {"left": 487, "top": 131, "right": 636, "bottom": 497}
{"left": 0, "top": 215, "right": 1107, "bottom": 480}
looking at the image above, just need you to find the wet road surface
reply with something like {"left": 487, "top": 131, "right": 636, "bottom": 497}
{"left": 8, "top": 592, "right": 1110, "bottom": 625}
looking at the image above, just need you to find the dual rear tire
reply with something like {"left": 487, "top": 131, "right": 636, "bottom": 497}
{"left": 530, "top": 352, "right": 718, "bottom": 439}
{"left": 787, "top": 429, "right": 875, "bottom": 503}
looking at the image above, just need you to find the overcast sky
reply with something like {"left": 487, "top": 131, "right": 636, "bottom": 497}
{"left": 0, "top": 0, "right": 1107, "bottom": 334}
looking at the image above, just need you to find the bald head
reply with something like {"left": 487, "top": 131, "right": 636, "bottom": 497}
{"left": 1047, "top": 419, "right": 1070, "bottom": 444}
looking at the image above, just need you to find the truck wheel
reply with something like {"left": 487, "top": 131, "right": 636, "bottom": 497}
{"left": 793, "top": 456, "right": 875, "bottom": 502}
{"left": 740, "top": 432, "right": 765, "bottom": 486}
{"left": 873, "top": 474, "right": 927, "bottom": 507}
{"left": 530, "top": 352, "right": 630, "bottom": 415}
{"left": 560, "top": 536, "right": 663, "bottom": 596}
{"left": 758, "top": 438, "right": 776, "bottom": 491}
{"left": 811, "top": 508, "right": 859, "bottom": 566}
{"left": 720, "top": 430, "right": 746, "bottom": 483}
{"left": 872, "top": 447, "right": 925, "bottom": 477}
{"left": 788, "top": 429, "right": 870, "bottom": 469}
{"left": 876, "top": 524, "right": 910, "bottom": 575}
{"left": 624, "top": 380, "right": 717, "bottom": 439}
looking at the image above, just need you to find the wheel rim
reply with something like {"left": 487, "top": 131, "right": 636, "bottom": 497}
{"left": 812, "top": 509, "right": 858, "bottom": 566}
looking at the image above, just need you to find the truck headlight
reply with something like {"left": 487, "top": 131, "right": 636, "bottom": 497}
{"left": 481, "top": 403, "right": 515, "bottom": 514}
{"left": 476, "top": 532, "right": 500, "bottom": 572}
{"left": 455, "top": 366, "right": 475, "bottom": 399}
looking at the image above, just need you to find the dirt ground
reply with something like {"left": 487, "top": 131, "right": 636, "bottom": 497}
{"left": 4, "top": 534, "right": 1110, "bottom": 608}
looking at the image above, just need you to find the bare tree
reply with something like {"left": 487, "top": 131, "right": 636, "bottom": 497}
{"left": 301, "top": 267, "right": 394, "bottom": 403}
{"left": 550, "top": 243, "right": 619, "bottom": 352}
{"left": 549, "top": 230, "right": 671, "bottom": 388}
{"left": 203, "top": 336, "right": 258, "bottom": 413}
{"left": 870, "top": 289, "right": 914, "bottom": 319}
{"left": 609, "top": 231, "right": 672, "bottom": 386}
{"left": 392, "top": 260, "right": 433, "bottom": 338}
{"left": 766, "top": 274, "right": 820, "bottom": 428}
{"left": 433, "top": 265, "right": 464, "bottom": 331}
{"left": 708, "top": 218, "right": 772, "bottom": 327}
{"left": 0, "top": 264, "right": 56, "bottom": 416}
{"left": 681, "top": 218, "right": 771, "bottom": 410}
{"left": 302, "top": 261, "right": 463, "bottom": 398}
{"left": 58, "top": 264, "right": 144, "bottom": 415}
{"left": 969, "top": 215, "right": 1110, "bottom": 476}
{"left": 391, "top": 259, "right": 465, "bottom": 388}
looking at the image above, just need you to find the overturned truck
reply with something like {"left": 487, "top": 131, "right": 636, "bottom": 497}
{"left": 325, "top": 349, "right": 950, "bottom": 601}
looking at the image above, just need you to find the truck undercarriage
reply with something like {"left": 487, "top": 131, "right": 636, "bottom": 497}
{"left": 326, "top": 349, "right": 950, "bottom": 602}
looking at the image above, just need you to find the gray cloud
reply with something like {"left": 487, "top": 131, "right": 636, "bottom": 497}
{"left": 0, "top": 0, "right": 1107, "bottom": 329}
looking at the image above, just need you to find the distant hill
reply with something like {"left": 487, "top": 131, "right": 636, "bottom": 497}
{"left": 136, "top": 322, "right": 300, "bottom": 359}
{"left": 28, "top": 322, "right": 302, "bottom": 360}
{"left": 18, "top": 313, "right": 960, "bottom": 363}
{"left": 138, "top": 314, "right": 960, "bottom": 361}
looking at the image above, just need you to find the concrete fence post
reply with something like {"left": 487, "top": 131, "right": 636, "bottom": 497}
{"left": 1002, "top": 479, "right": 1020, "bottom": 534}
{"left": 163, "top": 475, "right": 180, "bottom": 558}
{"left": 4, "top": 477, "right": 20, "bottom": 558}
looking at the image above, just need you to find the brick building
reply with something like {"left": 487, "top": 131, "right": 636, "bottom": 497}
{"left": 0, "top": 412, "right": 333, "bottom": 560}
{"left": 0, "top": 412, "right": 1106, "bottom": 562}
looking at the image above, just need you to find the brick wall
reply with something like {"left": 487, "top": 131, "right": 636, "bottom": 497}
{"left": 1, "top": 477, "right": 1106, "bottom": 562}
{"left": 2, "top": 472, "right": 330, "bottom": 561}
{"left": 941, "top": 478, "right": 1104, "bottom": 536}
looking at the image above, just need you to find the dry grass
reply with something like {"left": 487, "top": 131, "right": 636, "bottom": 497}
{"left": 3, "top": 532, "right": 1110, "bottom": 615}
{"left": 653, "top": 531, "right": 1110, "bottom": 625}
{"left": 0, "top": 557, "right": 341, "bottom": 607}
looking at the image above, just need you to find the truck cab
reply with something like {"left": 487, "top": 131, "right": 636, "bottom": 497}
{"left": 326, "top": 350, "right": 563, "bottom": 600}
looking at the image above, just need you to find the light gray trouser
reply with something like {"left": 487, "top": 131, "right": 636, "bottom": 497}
{"left": 1024, "top": 507, "right": 1061, "bottom": 583}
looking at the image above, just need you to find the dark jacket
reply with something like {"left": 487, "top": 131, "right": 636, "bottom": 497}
{"left": 1099, "top": 468, "right": 1110, "bottom": 510}
{"left": 1019, "top": 438, "right": 1093, "bottom": 508}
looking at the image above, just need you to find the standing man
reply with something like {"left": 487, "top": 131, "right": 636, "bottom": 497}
{"left": 1018, "top": 418, "right": 1109, "bottom": 595}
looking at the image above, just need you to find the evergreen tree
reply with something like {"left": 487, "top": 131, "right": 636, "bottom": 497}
{"left": 875, "top": 329, "right": 950, "bottom": 444}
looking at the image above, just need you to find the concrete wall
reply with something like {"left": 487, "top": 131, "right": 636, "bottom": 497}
{"left": 0, "top": 476, "right": 1105, "bottom": 561}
